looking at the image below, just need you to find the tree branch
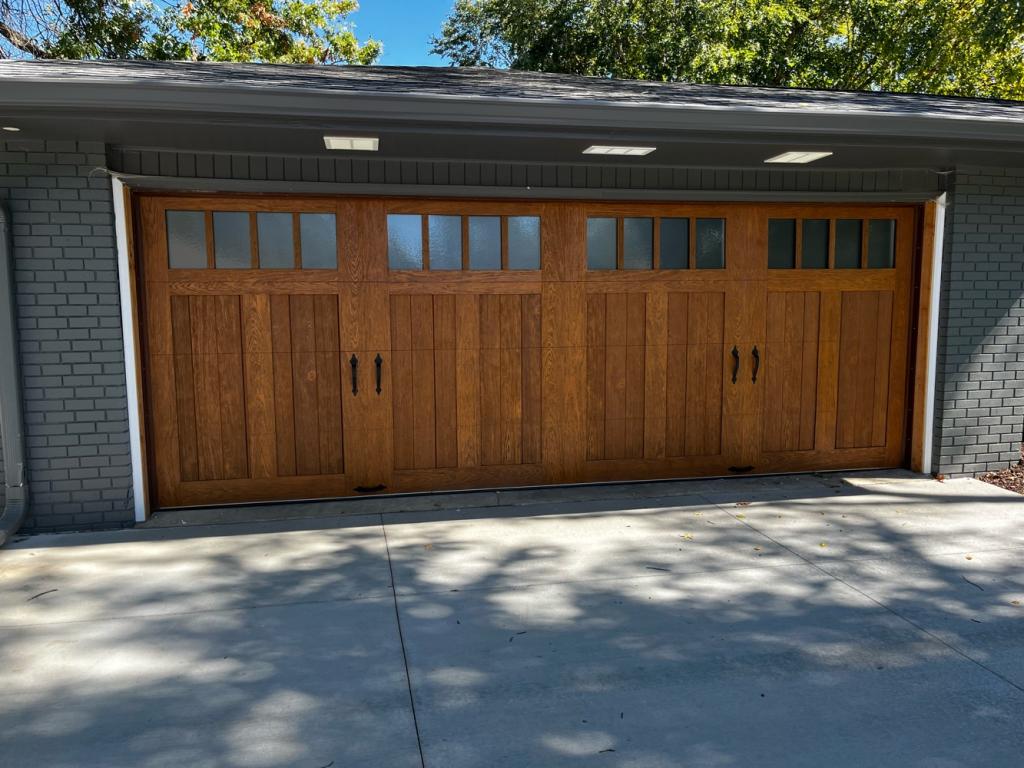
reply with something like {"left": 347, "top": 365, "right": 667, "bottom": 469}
{"left": 0, "top": 20, "right": 51, "bottom": 58}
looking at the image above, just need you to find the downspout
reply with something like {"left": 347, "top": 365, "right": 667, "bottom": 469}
{"left": 0, "top": 200, "right": 28, "bottom": 545}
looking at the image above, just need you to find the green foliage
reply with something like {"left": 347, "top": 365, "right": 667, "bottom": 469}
{"left": 0, "top": 0, "right": 381, "bottom": 63}
{"left": 432, "top": 0, "right": 1024, "bottom": 99}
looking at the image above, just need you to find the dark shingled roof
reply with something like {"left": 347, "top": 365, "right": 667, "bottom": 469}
{"left": 3, "top": 59, "right": 1024, "bottom": 122}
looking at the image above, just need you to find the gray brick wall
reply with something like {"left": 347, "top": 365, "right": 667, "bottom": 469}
{"left": 0, "top": 139, "right": 133, "bottom": 531}
{"left": 933, "top": 166, "right": 1024, "bottom": 475}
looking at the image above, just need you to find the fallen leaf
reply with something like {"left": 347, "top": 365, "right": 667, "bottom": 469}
{"left": 1012, "top": 600, "right": 1021, "bottom": 606}
{"left": 753, "top": 546, "right": 762, "bottom": 551}
{"left": 736, "top": 501, "right": 750, "bottom": 507}
{"left": 423, "top": 543, "right": 433, "bottom": 550}
{"left": 680, "top": 533, "right": 693, "bottom": 541}
{"left": 965, "top": 555, "right": 973, "bottom": 560}
{"left": 819, "top": 542, "right": 828, "bottom": 548}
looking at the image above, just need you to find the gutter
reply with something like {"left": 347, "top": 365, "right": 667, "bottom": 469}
{"left": 0, "top": 200, "right": 28, "bottom": 546}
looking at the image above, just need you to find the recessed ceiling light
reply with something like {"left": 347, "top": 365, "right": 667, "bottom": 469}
{"left": 2, "top": 126, "right": 20, "bottom": 132}
{"left": 583, "top": 145, "right": 656, "bottom": 157}
{"left": 323, "top": 135, "right": 379, "bottom": 151}
{"left": 765, "top": 151, "right": 833, "bottom": 164}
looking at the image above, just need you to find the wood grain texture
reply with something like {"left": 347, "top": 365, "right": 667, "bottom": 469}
{"left": 139, "top": 194, "right": 920, "bottom": 509}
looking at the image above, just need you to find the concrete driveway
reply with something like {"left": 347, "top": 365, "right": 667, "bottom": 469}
{"left": 1, "top": 471, "right": 1023, "bottom": 768}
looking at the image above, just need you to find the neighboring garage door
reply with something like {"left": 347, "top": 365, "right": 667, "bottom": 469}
{"left": 136, "top": 195, "right": 918, "bottom": 508}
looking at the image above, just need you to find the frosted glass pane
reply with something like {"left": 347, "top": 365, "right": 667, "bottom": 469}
{"left": 695, "top": 218, "right": 725, "bottom": 269}
{"left": 659, "top": 218, "right": 688, "bottom": 269}
{"left": 166, "top": 210, "right": 206, "bottom": 269}
{"left": 257, "top": 212, "right": 294, "bottom": 269}
{"left": 469, "top": 216, "right": 501, "bottom": 270}
{"left": 587, "top": 217, "right": 616, "bottom": 269}
{"left": 429, "top": 215, "right": 463, "bottom": 270}
{"left": 300, "top": 213, "right": 337, "bottom": 269}
{"left": 867, "top": 219, "right": 896, "bottom": 268}
{"left": 508, "top": 216, "right": 541, "bottom": 270}
{"left": 623, "top": 217, "right": 653, "bottom": 270}
{"left": 388, "top": 214, "right": 423, "bottom": 270}
{"left": 835, "top": 219, "right": 862, "bottom": 269}
{"left": 801, "top": 219, "right": 829, "bottom": 269}
{"left": 768, "top": 219, "right": 796, "bottom": 269}
{"left": 213, "top": 212, "right": 251, "bottom": 269}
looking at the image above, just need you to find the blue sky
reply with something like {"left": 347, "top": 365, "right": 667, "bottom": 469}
{"left": 350, "top": 0, "right": 456, "bottom": 66}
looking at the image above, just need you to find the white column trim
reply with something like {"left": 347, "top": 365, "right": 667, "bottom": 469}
{"left": 112, "top": 176, "right": 148, "bottom": 522}
{"left": 921, "top": 192, "right": 947, "bottom": 475}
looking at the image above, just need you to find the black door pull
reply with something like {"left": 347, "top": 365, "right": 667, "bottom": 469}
{"left": 751, "top": 346, "right": 760, "bottom": 384}
{"left": 731, "top": 346, "right": 740, "bottom": 384}
{"left": 374, "top": 353, "right": 383, "bottom": 394}
{"left": 349, "top": 354, "right": 359, "bottom": 395}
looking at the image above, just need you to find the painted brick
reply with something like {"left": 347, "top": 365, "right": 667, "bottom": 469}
{"left": 0, "top": 140, "right": 132, "bottom": 531}
{"left": 934, "top": 167, "right": 1024, "bottom": 475}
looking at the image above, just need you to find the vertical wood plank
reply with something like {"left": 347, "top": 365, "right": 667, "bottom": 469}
{"left": 763, "top": 292, "right": 785, "bottom": 453}
{"left": 170, "top": 295, "right": 199, "bottom": 482}
{"left": 780, "top": 291, "right": 804, "bottom": 451}
{"left": 705, "top": 292, "right": 725, "bottom": 455}
{"left": 410, "top": 294, "right": 436, "bottom": 469}
{"left": 644, "top": 291, "right": 668, "bottom": 459}
{"left": 456, "top": 294, "right": 482, "bottom": 467}
{"left": 521, "top": 294, "right": 543, "bottom": 463}
{"left": 290, "top": 294, "right": 321, "bottom": 475}
{"left": 624, "top": 293, "right": 646, "bottom": 458}
{"left": 815, "top": 291, "right": 841, "bottom": 452}
{"left": 434, "top": 294, "right": 458, "bottom": 468}
{"left": 390, "top": 294, "right": 415, "bottom": 470}
{"left": 314, "top": 295, "right": 343, "bottom": 474}
{"left": 480, "top": 294, "right": 502, "bottom": 465}
{"left": 586, "top": 294, "right": 606, "bottom": 461}
{"left": 684, "top": 293, "right": 708, "bottom": 456}
{"left": 871, "top": 291, "right": 893, "bottom": 447}
{"left": 191, "top": 295, "right": 225, "bottom": 480}
{"left": 242, "top": 294, "right": 276, "bottom": 479}
{"left": 499, "top": 294, "right": 523, "bottom": 465}
{"left": 665, "top": 292, "right": 688, "bottom": 456}
{"left": 604, "top": 293, "right": 628, "bottom": 460}
{"left": 799, "top": 293, "right": 820, "bottom": 451}
{"left": 271, "top": 295, "right": 296, "bottom": 476}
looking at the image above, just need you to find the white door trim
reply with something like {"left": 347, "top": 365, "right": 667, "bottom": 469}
{"left": 921, "top": 193, "right": 947, "bottom": 475}
{"left": 112, "top": 176, "right": 149, "bottom": 522}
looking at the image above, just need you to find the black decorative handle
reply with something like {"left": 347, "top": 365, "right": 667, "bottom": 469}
{"left": 752, "top": 346, "right": 760, "bottom": 384}
{"left": 731, "top": 346, "right": 740, "bottom": 384}
{"left": 349, "top": 353, "right": 359, "bottom": 395}
{"left": 374, "top": 353, "right": 383, "bottom": 394}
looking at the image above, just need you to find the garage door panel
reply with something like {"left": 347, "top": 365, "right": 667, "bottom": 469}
{"left": 836, "top": 291, "right": 894, "bottom": 450}
{"left": 668, "top": 291, "right": 724, "bottom": 459}
{"left": 585, "top": 293, "right": 648, "bottom": 462}
{"left": 762, "top": 291, "right": 819, "bottom": 454}
{"left": 390, "top": 292, "right": 541, "bottom": 474}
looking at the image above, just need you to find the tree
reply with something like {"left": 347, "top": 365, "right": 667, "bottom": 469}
{"left": 432, "top": 0, "right": 1024, "bottom": 99}
{"left": 0, "top": 0, "right": 381, "bottom": 63}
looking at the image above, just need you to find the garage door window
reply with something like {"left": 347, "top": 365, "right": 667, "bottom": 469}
{"left": 166, "top": 211, "right": 207, "bottom": 269}
{"left": 388, "top": 213, "right": 541, "bottom": 271}
{"left": 166, "top": 209, "right": 337, "bottom": 270}
{"left": 589, "top": 216, "right": 724, "bottom": 270}
{"left": 768, "top": 217, "right": 896, "bottom": 269}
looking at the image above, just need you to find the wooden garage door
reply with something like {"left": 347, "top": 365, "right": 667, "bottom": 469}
{"left": 137, "top": 195, "right": 919, "bottom": 508}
